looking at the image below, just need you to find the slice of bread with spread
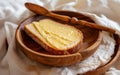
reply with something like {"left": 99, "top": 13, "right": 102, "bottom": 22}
{"left": 24, "top": 19, "right": 83, "bottom": 55}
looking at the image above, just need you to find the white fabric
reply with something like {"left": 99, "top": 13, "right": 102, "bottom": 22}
{"left": 0, "top": 0, "right": 120, "bottom": 75}
{"left": 105, "top": 68, "right": 120, "bottom": 75}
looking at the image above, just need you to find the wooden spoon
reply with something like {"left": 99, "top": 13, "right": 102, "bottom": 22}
{"left": 25, "top": 2, "right": 115, "bottom": 34}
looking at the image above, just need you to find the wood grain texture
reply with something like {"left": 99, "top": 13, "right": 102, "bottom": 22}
{"left": 16, "top": 11, "right": 103, "bottom": 67}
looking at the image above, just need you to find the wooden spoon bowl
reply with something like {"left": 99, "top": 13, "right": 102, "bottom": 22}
{"left": 16, "top": 11, "right": 103, "bottom": 66}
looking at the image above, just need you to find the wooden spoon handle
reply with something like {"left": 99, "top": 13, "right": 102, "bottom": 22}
{"left": 76, "top": 20, "right": 115, "bottom": 33}
{"left": 46, "top": 13, "right": 71, "bottom": 23}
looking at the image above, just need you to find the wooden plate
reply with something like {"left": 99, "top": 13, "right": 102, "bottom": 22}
{"left": 15, "top": 11, "right": 102, "bottom": 66}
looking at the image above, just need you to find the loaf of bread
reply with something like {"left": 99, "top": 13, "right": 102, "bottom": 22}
{"left": 24, "top": 19, "right": 83, "bottom": 55}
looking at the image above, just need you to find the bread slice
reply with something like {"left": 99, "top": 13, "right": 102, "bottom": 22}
{"left": 24, "top": 19, "right": 83, "bottom": 55}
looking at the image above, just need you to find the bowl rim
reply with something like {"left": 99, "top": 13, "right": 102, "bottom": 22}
{"left": 15, "top": 10, "right": 102, "bottom": 58}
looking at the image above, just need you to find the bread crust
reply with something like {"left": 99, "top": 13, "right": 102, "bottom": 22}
{"left": 24, "top": 20, "right": 83, "bottom": 55}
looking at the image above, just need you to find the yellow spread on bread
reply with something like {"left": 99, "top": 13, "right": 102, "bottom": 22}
{"left": 32, "top": 19, "right": 82, "bottom": 49}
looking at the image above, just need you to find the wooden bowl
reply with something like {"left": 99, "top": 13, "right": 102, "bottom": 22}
{"left": 15, "top": 11, "right": 103, "bottom": 66}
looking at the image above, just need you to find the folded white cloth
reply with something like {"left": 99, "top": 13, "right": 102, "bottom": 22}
{"left": 0, "top": 0, "right": 120, "bottom": 75}
{"left": 105, "top": 68, "right": 120, "bottom": 75}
